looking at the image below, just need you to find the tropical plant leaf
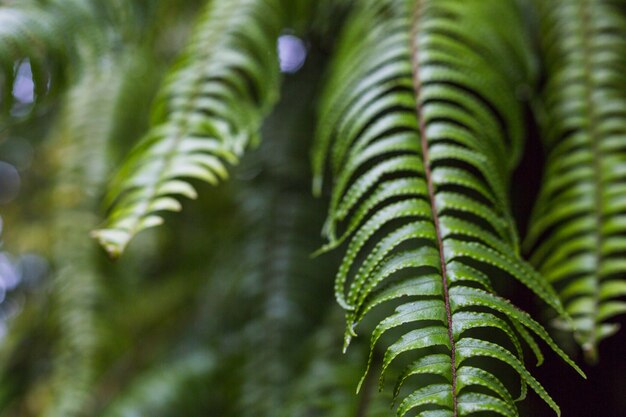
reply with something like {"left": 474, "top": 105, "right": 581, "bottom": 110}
{"left": 313, "top": 0, "right": 584, "bottom": 415}
{"left": 525, "top": 0, "right": 626, "bottom": 362}
{"left": 92, "top": 0, "right": 286, "bottom": 257}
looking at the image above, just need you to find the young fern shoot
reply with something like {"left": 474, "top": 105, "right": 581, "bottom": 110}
{"left": 313, "top": 1, "right": 584, "bottom": 416}
{"left": 525, "top": 0, "right": 626, "bottom": 362}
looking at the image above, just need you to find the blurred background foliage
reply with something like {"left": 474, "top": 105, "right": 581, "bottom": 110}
{"left": 0, "top": 1, "right": 624, "bottom": 417}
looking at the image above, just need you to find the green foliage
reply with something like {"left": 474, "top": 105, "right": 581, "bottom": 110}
{"left": 525, "top": 0, "right": 626, "bottom": 362}
{"left": 313, "top": 0, "right": 583, "bottom": 415}
{"left": 99, "top": 350, "right": 215, "bottom": 417}
{"left": 43, "top": 68, "right": 106, "bottom": 417}
{"left": 41, "top": 50, "right": 160, "bottom": 417}
{"left": 281, "top": 311, "right": 393, "bottom": 417}
{"left": 92, "top": 0, "right": 287, "bottom": 257}
{"left": 2, "top": 0, "right": 626, "bottom": 416}
{"left": 0, "top": 0, "right": 95, "bottom": 114}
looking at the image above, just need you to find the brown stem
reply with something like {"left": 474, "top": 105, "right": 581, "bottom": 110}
{"left": 409, "top": 1, "right": 458, "bottom": 415}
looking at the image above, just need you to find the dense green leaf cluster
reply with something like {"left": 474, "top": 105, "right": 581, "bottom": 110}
{"left": 1, "top": 0, "right": 625, "bottom": 416}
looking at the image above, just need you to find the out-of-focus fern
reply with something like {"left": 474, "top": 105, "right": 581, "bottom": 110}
{"left": 234, "top": 182, "right": 335, "bottom": 416}
{"left": 92, "top": 0, "right": 288, "bottom": 257}
{"left": 43, "top": 72, "right": 107, "bottom": 417}
{"left": 43, "top": 51, "right": 158, "bottom": 417}
{"left": 99, "top": 350, "right": 215, "bottom": 417}
{"left": 282, "top": 311, "right": 392, "bottom": 417}
{"left": 0, "top": 0, "right": 97, "bottom": 115}
{"left": 230, "top": 51, "right": 340, "bottom": 417}
{"left": 92, "top": 43, "right": 336, "bottom": 417}
{"left": 313, "top": 0, "right": 584, "bottom": 415}
{"left": 525, "top": 0, "right": 626, "bottom": 362}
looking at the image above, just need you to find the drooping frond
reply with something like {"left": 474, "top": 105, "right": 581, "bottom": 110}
{"left": 525, "top": 0, "right": 626, "bottom": 362}
{"left": 92, "top": 0, "right": 287, "bottom": 257}
{"left": 43, "top": 52, "right": 156, "bottom": 417}
{"left": 228, "top": 57, "right": 341, "bottom": 417}
{"left": 0, "top": 0, "right": 96, "bottom": 115}
{"left": 313, "top": 0, "right": 584, "bottom": 416}
{"left": 43, "top": 78, "right": 106, "bottom": 417}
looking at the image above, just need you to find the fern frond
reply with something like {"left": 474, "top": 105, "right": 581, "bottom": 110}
{"left": 313, "top": 0, "right": 583, "bottom": 415}
{"left": 234, "top": 187, "right": 329, "bottom": 416}
{"left": 525, "top": 0, "right": 626, "bottom": 362}
{"left": 92, "top": 0, "right": 286, "bottom": 257}
{"left": 44, "top": 76, "right": 108, "bottom": 417}
{"left": 231, "top": 59, "right": 342, "bottom": 416}
{"left": 43, "top": 51, "right": 156, "bottom": 417}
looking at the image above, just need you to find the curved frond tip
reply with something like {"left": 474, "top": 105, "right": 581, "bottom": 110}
{"left": 92, "top": 0, "right": 286, "bottom": 257}
{"left": 314, "top": 0, "right": 583, "bottom": 415}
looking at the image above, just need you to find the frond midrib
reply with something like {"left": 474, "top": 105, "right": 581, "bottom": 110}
{"left": 578, "top": 0, "right": 603, "bottom": 360}
{"left": 410, "top": 0, "right": 458, "bottom": 415}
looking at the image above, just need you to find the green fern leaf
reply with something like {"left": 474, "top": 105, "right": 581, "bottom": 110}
{"left": 525, "top": 0, "right": 626, "bottom": 361}
{"left": 43, "top": 53, "right": 140, "bottom": 417}
{"left": 92, "top": 0, "right": 286, "bottom": 257}
{"left": 313, "top": 0, "right": 584, "bottom": 415}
